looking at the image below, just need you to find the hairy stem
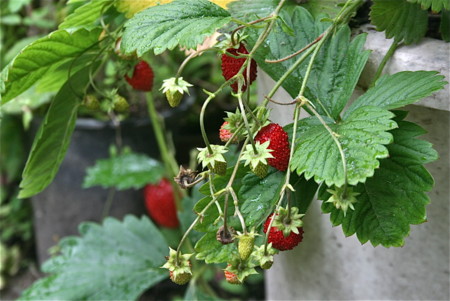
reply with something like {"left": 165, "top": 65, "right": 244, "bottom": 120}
{"left": 370, "top": 39, "right": 400, "bottom": 87}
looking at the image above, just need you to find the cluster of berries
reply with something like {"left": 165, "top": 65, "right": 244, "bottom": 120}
{"left": 112, "top": 37, "right": 307, "bottom": 286}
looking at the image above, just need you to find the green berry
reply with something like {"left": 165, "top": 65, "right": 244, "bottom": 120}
{"left": 238, "top": 235, "right": 255, "bottom": 261}
{"left": 208, "top": 160, "right": 227, "bottom": 176}
{"left": 113, "top": 95, "right": 129, "bottom": 113}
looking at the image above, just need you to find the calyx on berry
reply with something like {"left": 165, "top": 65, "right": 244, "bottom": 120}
{"left": 162, "top": 248, "right": 192, "bottom": 285}
{"left": 240, "top": 141, "right": 274, "bottom": 178}
{"left": 216, "top": 225, "right": 235, "bottom": 245}
{"left": 326, "top": 186, "right": 359, "bottom": 216}
{"left": 271, "top": 207, "right": 304, "bottom": 237}
{"left": 197, "top": 145, "right": 228, "bottom": 176}
{"left": 160, "top": 77, "right": 193, "bottom": 108}
{"left": 173, "top": 166, "right": 198, "bottom": 189}
{"left": 224, "top": 257, "right": 258, "bottom": 284}
{"left": 253, "top": 243, "right": 278, "bottom": 270}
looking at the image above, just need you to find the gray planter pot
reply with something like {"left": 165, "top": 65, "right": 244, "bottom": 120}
{"left": 259, "top": 28, "right": 449, "bottom": 300}
{"left": 31, "top": 118, "right": 157, "bottom": 265}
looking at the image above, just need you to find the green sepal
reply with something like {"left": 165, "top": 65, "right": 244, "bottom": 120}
{"left": 161, "top": 247, "right": 192, "bottom": 278}
{"left": 272, "top": 207, "right": 304, "bottom": 237}
{"left": 325, "top": 185, "right": 359, "bottom": 216}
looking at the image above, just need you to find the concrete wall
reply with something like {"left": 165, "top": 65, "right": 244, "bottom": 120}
{"left": 260, "top": 28, "right": 450, "bottom": 300}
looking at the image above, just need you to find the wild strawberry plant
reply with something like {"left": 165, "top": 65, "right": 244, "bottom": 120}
{"left": 0, "top": 0, "right": 447, "bottom": 299}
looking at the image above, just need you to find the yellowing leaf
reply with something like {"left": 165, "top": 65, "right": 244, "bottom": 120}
{"left": 115, "top": 0, "right": 235, "bottom": 18}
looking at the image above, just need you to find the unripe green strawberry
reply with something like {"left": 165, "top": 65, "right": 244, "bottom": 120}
{"left": 238, "top": 234, "right": 255, "bottom": 261}
{"left": 252, "top": 162, "right": 268, "bottom": 178}
{"left": 83, "top": 94, "right": 100, "bottom": 110}
{"left": 197, "top": 145, "right": 228, "bottom": 176}
{"left": 113, "top": 95, "right": 129, "bottom": 113}
{"left": 208, "top": 160, "right": 227, "bottom": 176}
{"left": 261, "top": 260, "right": 273, "bottom": 270}
{"left": 241, "top": 141, "right": 273, "bottom": 178}
{"left": 161, "top": 77, "right": 192, "bottom": 108}
{"left": 253, "top": 244, "right": 277, "bottom": 270}
{"left": 162, "top": 248, "right": 192, "bottom": 286}
{"left": 170, "top": 270, "right": 192, "bottom": 285}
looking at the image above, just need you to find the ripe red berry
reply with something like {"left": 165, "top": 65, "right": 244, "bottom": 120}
{"left": 254, "top": 123, "right": 290, "bottom": 171}
{"left": 224, "top": 265, "right": 241, "bottom": 284}
{"left": 125, "top": 60, "right": 154, "bottom": 91}
{"left": 263, "top": 214, "right": 303, "bottom": 251}
{"left": 143, "top": 178, "right": 179, "bottom": 228}
{"left": 221, "top": 43, "right": 257, "bottom": 93}
{"left": 219, "top": 121, "right": 236, "bottom": 143}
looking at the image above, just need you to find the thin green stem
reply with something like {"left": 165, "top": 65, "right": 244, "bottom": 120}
{"left": 176, "top": 196, "right": 217, "bottom": 260}
{"left": 199, "top": 95, "right": 214, "bottom": 154}
{"left": 229, "top": 187, "right": 247, "bottom": 234}
{"left": 370, "top": 39, "right": 400, "bottom": 87}
{"left": 237, "top": 92, "right": 257, "bottom": 154}
{"left": 145, "top": 93, "right": 184, "bottom": 209}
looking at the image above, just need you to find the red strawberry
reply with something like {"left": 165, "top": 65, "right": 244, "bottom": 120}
{"left": 263, "top": 214, "right": 303, "bottom": 251}
{"left": 254, "top": 123, "right": 290, "bottom": 171}
{"left": 125, "top": 60, "right": 154, "bottom": 91}
{"left": 221, "top": 43, "right": 257, "bottom": 93}
{"left": 224, "top": 265, "right": 241, "bottom": 285}
{"left": 219, "top": 121, "right": 236, "bottom": 143}
{"left": 143, "top": 178, "right": 179, "bottom": 228}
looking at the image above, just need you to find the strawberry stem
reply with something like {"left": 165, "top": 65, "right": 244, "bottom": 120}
{"left": 145, "top": 93, "right": 184, "bottom": 209}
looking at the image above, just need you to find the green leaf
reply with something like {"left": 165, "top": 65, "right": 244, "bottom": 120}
{"left": 59, "top": 0, "right": 113, "bottom": 31}
{"left": 228, "top": 0, "right": 295, "bottom": 21}
{"left": 407, "top": 0, "right": 449, "bottom": 12}
{"left": 441, "top": 10, "right": 450, "bottom": 42}
{"left": 83, "top": 152, "right": 165, "bottom": 190}
{"left": 346, "top": 71, "right": 447, "bottom": 118}
{"left": 1, "top": 28, "right": 101, "bottom": 103}
{"left": 300, "top": 0, "right": 347, "bottom": 18}
{"left": 321, "top": 120, "right": 438, "bottom": 247}
{"left": 19, "top": 215, "right": 168, "bottom": 300}
{"left": 247, "top": 7, "right": 369, "bottom": 119}
{"left": 301, "top": 28, "right": 370, "bottom": 119}
{"left": 291, "top": 106, "right": 397, "bottom": 187}
{"left": 121, "top": 0, "right": 231, "bottom": 56}
{"left": 238, "top": 169, "right": 284, "bottom": 227}
{"left": 0, "top": 115, "right": 26, "bottom": 180}
{"left": 195, "top": 232, "right": 236, "bottom": 264}
{"left": 370, "top": 0, "right": 428, "bottom": 44}
{"left": 18, "top": 64, "right": 96, "bottom": 199}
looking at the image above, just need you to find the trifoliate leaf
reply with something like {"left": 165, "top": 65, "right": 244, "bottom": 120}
{"left": 19, "top": 216, "right": 168, "bottom": 300}
{"left": 290, "top": 106, "right": 397, "bottom": 187}
{"left": 1, "top": 28, "right": 102, "bottom": 104}
{"left": 345, "top": 71, "right": 447, "bottom": 118}
{"left": 370, "top": 0, "right": 428, "bottom": 44}
{"left": 320, "top": 120, "right": 438, "bottom": 247}
{"left": 407, "top": 0, "right": 449, "bottom": 12}
{"left": 247, "top": 7, "right": 369, "bottom": 120}
{"left": 121, "top": 0, "right": 231, "bottom": 55}
{"left": 83, "top": 152, "right": 165, "bottom": 190}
